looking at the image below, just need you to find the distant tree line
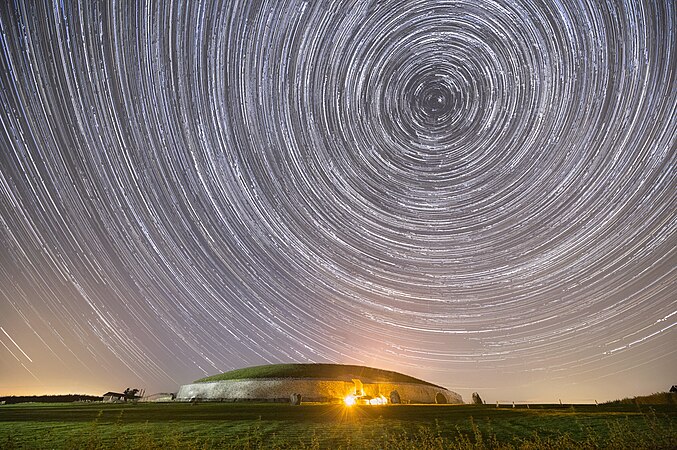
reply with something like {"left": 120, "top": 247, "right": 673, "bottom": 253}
{"left": 0, "top": 394, "right": 103, "bottom": 404}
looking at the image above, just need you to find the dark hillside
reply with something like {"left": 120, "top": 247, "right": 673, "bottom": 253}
{"left": 0, "top": 394, "right": 102, "bottom": 404}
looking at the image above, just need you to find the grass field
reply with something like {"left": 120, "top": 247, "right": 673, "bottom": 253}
{"left": 0, "top": 402, "right": 674, "bottom": 449}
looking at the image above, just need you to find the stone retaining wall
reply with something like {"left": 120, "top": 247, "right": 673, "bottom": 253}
{"left": 176, "top": 378, "right": 462, "bottom": 404}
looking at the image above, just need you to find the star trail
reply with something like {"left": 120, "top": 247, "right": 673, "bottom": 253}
{"left": 0, "top": 0, "right": 674, "bottom": 402}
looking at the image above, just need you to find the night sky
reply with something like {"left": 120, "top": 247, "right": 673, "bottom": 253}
{"left": 0, "top": 0, "right": 674, "bottom": 403}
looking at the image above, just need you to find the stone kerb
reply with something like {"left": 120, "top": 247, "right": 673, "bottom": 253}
{"left": 176, "top": 378, "right": 354, "bottom": 402}
{"left": 176, "top": 378, "right": 462, "bottom": 404}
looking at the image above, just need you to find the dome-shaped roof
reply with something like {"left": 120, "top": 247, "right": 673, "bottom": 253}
{"left": 195, "top": 363, "right": 445, "bottom": 389}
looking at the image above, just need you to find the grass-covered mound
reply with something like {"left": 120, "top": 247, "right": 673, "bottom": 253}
{"left": 195, "top": 363, "right": 443, "bottom": 388}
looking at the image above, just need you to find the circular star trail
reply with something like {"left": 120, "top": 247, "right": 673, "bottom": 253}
{"left": 0, "top": 0, "right": 674, "bottom": 400}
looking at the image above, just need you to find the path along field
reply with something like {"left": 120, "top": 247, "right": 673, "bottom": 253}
{"left": 0, "top": 402, "right": 675, "bottom": 449}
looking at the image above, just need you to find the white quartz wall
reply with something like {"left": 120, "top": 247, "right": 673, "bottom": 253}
{"left": 176, "top": 378, "right": 462, "bottom": 404}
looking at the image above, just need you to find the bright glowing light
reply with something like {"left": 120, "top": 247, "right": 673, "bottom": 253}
{"left": 368, "top": 395, "right": 388, "bottom": 405}
{"left": 344, "top": 395, "right": 356, "bottom": 406}
{"left": 345, "top": 393, "right": 387, "bottom": 406}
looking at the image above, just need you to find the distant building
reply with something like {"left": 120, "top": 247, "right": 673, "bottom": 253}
{"left": 102, "top": 392, "right": 125, "bottom": 402}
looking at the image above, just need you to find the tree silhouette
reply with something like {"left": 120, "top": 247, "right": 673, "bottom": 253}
{"left": 123, "top": 388, "right": 139, "bottom": 400}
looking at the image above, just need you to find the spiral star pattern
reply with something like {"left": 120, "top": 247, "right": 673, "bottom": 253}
{"left": 0, "top": 0, "right": 674, "bottom": 401}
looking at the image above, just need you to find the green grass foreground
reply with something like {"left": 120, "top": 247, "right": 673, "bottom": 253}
{"left": 0, "top": 402, "right": 674, "bottom": 449}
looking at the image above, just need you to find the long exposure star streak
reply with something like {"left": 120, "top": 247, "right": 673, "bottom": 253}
{"left": 0, "top": 0, "right": 674, "bottom": 402}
